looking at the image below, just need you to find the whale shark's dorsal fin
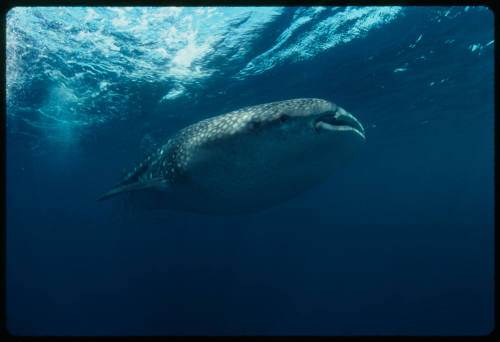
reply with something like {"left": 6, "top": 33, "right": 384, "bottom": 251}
{"left": 97, "top": 178, "right": 169, "bottom": 201}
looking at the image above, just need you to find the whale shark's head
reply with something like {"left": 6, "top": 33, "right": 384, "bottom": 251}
{"left": 233, "top": 98, "right": 366, "bottom": 162}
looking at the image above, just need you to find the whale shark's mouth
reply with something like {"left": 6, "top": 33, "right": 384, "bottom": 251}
{"left": 314, "top": 111, "right": 365, "bottom": 139}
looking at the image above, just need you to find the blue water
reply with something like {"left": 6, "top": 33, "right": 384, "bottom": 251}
{"left": 6, "top": 6, "right": 494, "bottom": 336}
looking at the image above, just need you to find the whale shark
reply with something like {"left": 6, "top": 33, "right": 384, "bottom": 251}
{"left": 99, "top": 98, "right": 366, "bottom": 215}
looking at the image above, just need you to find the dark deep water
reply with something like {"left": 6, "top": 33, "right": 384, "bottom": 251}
{"left": 6, "top": 6, "right": 494, "bottom": 335}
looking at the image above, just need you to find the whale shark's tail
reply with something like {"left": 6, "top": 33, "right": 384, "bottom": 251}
{"left": 98, "top": 178, "right": 169, "bottom": 201}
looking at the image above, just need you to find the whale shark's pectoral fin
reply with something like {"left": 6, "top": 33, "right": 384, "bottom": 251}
{"left": 97, "top": 178, "right": 170, "bottom": 201}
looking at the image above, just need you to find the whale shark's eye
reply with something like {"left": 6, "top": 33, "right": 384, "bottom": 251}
{"left": 279, "top": 115, "right": 290, "bottom": 123}
{"left": 249, "top": 121, "right": 261, "bottom": 129}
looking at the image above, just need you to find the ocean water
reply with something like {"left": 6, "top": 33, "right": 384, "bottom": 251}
{"left": 5, "top": 6, "right": 494, "bottom": 336}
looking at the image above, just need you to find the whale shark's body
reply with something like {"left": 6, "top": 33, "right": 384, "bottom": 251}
{"left": 99, "top": 98, "right": 365, "bottom": 215}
